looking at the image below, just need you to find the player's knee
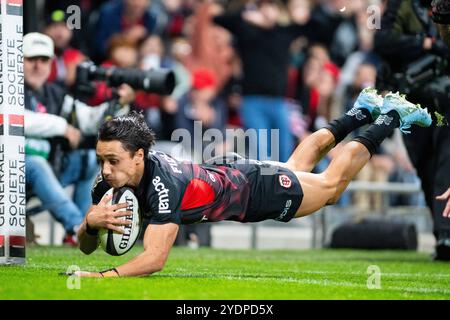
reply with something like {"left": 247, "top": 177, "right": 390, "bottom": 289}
{"left": 321, "top": 175, "right": 342, "bottom": 205}
{"left": 326, "top": 186, "right": 340, "bottom": 205}
{"left": 327, "top": 194, "right": 340, "bottom": 205}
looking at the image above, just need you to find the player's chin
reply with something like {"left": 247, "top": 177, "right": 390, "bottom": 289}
{"left": 107, "top": 180, "right": 124, "bottom": 188}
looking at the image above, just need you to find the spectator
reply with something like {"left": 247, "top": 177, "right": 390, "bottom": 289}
{"left": 136, "top": 34, "right": 191, "bottom": 139}
{"left": 341, "top": 62, "right": 378, "bottom": 116}
{"left": 184, "top": 2, "right": 235, "bottom": 92}
{"left": 44, "top": 9, "right": 86, "bottom": 89}
{"left": 175, "top": 68, "right": 227, "bottom": 161}
{"left": 310, "top": 0, "right": 362, "bottom": 66}
{"left": 295, "top": 45, "right": 339, "bottom": 132}
{"left": 24, "top": 33, "right": 133, "bottom": 245}
{"left": 334, "top": 0, "right": 382, "bottom": 106}
{"left": 212, "top": 0, "right": 314, "bottom": 161}
{"left": 92, "top": 0, "right": 157, "bottom": 62}
{"left": 150, "top": 0, "right": 193, "bottom": 40}
{"left": 88, "top": 34, "right": 139, "bottom": 106}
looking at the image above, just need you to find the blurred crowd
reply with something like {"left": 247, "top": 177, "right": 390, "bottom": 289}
{"left": 26, "top": 0, "right": 434, "bottom": 245}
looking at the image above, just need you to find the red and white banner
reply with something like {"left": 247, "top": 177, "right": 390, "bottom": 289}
{"left": 5, "top": 0, "right": 23, "bottom": 16}
{"left": 0, "top": 0, "right": 25, "bottom": 265}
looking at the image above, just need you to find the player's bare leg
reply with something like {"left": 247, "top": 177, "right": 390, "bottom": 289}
{"left": 293, "top": 141, "right": 370, "bottom": 216}
{"left": 293, "top": 92, "right": 433, "bottom": 218}
{"left": 284, "top": 88, "right": 383, "bottom": 173}
{"left": 285, "top": 129, "right": 335, "bottom": 172}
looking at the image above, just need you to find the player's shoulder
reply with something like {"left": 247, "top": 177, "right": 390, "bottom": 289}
{"left": 144, "top": 150, "right": 194, "bottom": 223}
{"left": 147, "top": 149, "right": 189, "bottom": 176}
{"left": 146, "top": 151, "right": 188, "bottom": 194}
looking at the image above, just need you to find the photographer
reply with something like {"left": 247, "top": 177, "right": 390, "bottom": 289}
{"left": 24, "top": 33, "right": 133, "bottom": 245}
{"left": 432, "top": 0, "right": 450, "bottom": 46}
{"left": 374, "top": 0, "right": 450, "bottom": 260}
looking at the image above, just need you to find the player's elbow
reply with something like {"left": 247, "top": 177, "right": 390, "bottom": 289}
{"left": 140, "top": 263, "right": 165, "bottom": 276}
{"left": 152, "top": 257, "right": 167, "bottom": 273}
{"left": 78, "top": 239, "right": 98, "bottom": 255}
{"left": 79, "top": 245, "right": 96, "bottom": 255}
{"left": 152, "top": 263, "right": 165, "bottom": 273}
{"left": 144, "top": 254, "right": 167, "bottom": 274}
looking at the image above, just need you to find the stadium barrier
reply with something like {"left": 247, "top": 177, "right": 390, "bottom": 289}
{"left": 311, "top": 181, "right": 429, "bottom": 248}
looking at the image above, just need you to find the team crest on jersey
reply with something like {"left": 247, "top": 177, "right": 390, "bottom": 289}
{"left": 279, "top": 175, "right": 292, "bottom": 188}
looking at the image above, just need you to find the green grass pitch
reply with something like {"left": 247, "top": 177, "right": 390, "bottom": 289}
{"left": 1, "top": 246, "right": 450, "bottom": 299}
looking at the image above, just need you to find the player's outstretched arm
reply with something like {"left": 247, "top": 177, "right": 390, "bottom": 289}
{"left": 75, "top": 223, "right": 179, "bottom": 278}
{"left": 113, "top": 223, "right": 179, "bottom": 277}
{"left": 77, "top": 194, "right": 131, "bottom": 255}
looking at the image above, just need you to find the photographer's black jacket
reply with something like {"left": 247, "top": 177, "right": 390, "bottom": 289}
{"left": 374, "top": 0, "right": 449, "bottom": 72}
{"left": 25, "top": 83, "right": 66, "bottom": 115}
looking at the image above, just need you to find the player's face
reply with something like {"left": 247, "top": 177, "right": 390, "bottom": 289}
{"left": 96, "top": 140, "right": 145, "bottom": 188}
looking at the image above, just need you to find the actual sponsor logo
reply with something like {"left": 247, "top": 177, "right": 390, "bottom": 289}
{"left": 279, "top": 175, "right": 292, "bottom": 188}
{"left": 152, "top": 176, "right": 171, "bottom": 214}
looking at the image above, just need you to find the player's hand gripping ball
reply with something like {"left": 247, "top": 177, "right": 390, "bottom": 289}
{"left": 99, "top": 187, "right": 141, "bottom": 256}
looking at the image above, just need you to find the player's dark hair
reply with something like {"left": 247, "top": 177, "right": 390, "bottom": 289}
{"left": 98, "top": 111, "right": 156, "bottom": 156}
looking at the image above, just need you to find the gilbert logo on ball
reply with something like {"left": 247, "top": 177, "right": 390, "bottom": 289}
{"left": 99, "top": 187, "right": 141, "bottom": 256}
{"left": 279, "top": 175, "right": 292, "bottom": 189}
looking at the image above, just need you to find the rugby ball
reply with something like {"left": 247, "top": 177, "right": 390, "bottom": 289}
{"left": 99, "top": 187, "right": 141, "bottom": 256}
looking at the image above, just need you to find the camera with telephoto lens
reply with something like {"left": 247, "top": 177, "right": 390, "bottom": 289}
{"left": 378, "top": 54, "right": 449, "bottom": 95}
{"left": 74, "top": 61, "right": 176, "bottom": 98}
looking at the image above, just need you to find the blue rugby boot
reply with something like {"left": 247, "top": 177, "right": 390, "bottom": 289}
{"left": 382, "top": 92, "right": 432, "bottom": 134}
{"left": 349, "top": 87, "right": 384, "bottom": 121}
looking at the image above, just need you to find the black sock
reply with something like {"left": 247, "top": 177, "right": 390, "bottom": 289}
{"left": 325, "top": 107, "right": 373, "bottom": 144}
{"left": 353, "top": 111, "right": 400, "bottom": 156}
